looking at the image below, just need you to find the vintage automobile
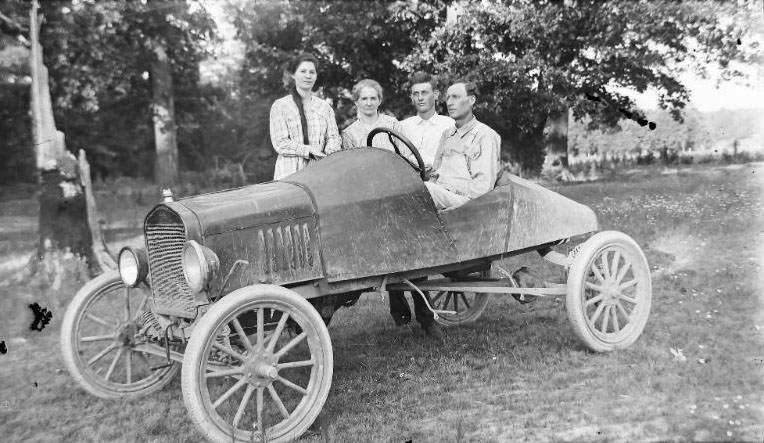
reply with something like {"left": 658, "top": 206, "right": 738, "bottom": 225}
{"left": 60, "top": 129, "right": 652, "bottom": 443}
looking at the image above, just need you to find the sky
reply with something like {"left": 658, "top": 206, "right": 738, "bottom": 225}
{"left": 630, "top": 74, "right": 764, "bottom": 113}
{"left": 683, "top": 79, "right": 764, "bottom": 112}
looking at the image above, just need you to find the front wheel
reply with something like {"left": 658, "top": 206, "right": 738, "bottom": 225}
{"left": 566, "top": 231, "right": 652, "bottom": 352}
{"left": 181, "top": 285, "right": 332, "bottom": 443}
{"left": 60, "top": 271, "right": 178, "bottom": 399}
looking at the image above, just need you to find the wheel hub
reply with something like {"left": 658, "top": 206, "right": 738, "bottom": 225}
{"left": 116, "top": 322, "right": 137, "bottom": 346}
{"left": 600, "top": 281, "right": 621, "bottom": 305}
{"left": 242, "top": 346, "right": 278, "bottom": 387}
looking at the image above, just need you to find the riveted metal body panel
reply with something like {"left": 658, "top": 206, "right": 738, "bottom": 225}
{"left": 204, "top": 216, "right": 322, "bottom": 292}
{"left": 283, "top": 148, "right": 458, "bottom": 282}
{"left": 141, "top": 149, "right": 599, "bottom": 319}
{"left": 178, "top": 182, "right": 323, "bottom": 291}
{"left": 503, "top": 175, "right": 598, "bottom": 251}
{"left": 440, "top": 184, "right": 514, "bottom": 261}
{"left": 142, "top": 183, "right": 324, "bottom": 318}
{"left": 177, "top": 182, "right": 314, "bottom": 236}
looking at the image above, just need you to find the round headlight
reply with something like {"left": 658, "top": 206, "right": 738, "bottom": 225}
{"left": 118, "top": 247, "right": 148, "bottom": 287}
{"left": 182, "top": 240, "right": 219, "bottom": 293}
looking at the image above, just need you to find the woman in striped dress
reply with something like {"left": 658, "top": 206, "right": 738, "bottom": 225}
{"left": 269, "top": 53, "right": 341, "bottom": 180}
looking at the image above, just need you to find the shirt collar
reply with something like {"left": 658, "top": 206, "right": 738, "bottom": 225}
{"left": 308, "top": 95, "right": 323, "bottom": 112}
{"left": 451, "top": 116, "right": 478, "bottom": 138}
{"left": 413, "top": 113, "right": 444, "bottom": 125}
{"left": 355, "top": 114, "right": 387, "bottom": 127}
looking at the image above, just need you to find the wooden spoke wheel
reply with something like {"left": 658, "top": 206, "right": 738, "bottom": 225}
{"left": 60, "top": 271, "right": 178, "bottom": 399}
{"left": 566, "top": 231, "right": 652, "bottom": 352}
{"left": 430, "top": 270, "right": 491, "bottom": 327}
{"left": 181, "top": 285, "right": 332, "bottom": 443}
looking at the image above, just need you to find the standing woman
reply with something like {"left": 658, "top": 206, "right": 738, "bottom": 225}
{"left": 269, "top": 53, "right": 341, "bottom": 180}
{"left": 341, "top": 79, "right": 402, "bottom": 151}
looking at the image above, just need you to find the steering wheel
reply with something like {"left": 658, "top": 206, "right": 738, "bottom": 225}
{"left": 366, "top": 127, "right": 427, "bottom": 181}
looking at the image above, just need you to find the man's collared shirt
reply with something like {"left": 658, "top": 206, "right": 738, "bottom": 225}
{"left": 431, "top": 116, "right": 501, "bottom": 199}
{"left": 400, "top": 113, "right": 455, "bottom": 168}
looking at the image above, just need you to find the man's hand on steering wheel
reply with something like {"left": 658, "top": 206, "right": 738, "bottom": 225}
{"left": 366, "top": 127, "right": 427, "bottom": 181}
{"left": 424, "top": 166, "right": 436, "bottom": 181}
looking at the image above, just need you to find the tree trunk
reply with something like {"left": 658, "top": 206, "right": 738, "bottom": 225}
{"left": 544, "top": 109, "right": 569, "bottom": 169}
{"left": 30, "top": 2, "right": 91, "bottom": 264}
{"left": 501, "top": 120, "right": 547, "bottom": 177}
{"left": 79, "top": 149, "right": 117, "bottom": 272}
{"left": 37, "top": 167, "right": 92, "bottom": 261}
{"left": 27, "top": 2, "right": 109, "bottom": 305}
{"left": 151, "top": 42, "right": 178, "bottom": 188}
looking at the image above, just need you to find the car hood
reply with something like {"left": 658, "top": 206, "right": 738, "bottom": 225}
{"left": 174, "top": 181, "right": 314, "bottom": 236}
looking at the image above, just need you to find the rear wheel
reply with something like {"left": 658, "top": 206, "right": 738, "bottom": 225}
{"left": 181, "top": 285, "right": 332, "bottom": 443}
{"left": 430, "top": 269, "right": 491, "bottom": 327}
{"left": 566, "top": 231, "right": 652, "bottom": 352}
{"left": 60, "top": 271, "right": 178, "bottom": 399}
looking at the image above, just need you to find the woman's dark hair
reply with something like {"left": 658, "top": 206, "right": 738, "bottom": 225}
{"left": 285, "top": 53, "right": 319, "bottom": 147}
{"left": 288, "top": 53, "right": 319, "bottom": 76}
{"left": 283, "top": 53, "right": 320, "bottom": 91}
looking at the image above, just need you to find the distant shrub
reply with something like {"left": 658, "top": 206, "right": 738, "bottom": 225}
{"left": 663, "top": 149, "right": 679, "bottom": 165}
{"left": 548, "top": 144, "right": 761, "bottom": 183}
{"left": 731, "top": 150, "right": 764, "bottom": 163}
{"left": 678, "top": 154, "right": 694, "bottom": 165}
{"left": 637, "top": 151, "right": 655, "bottom": 165}
{"left": 695, "top": 153, "right": 716, "bottom": 164}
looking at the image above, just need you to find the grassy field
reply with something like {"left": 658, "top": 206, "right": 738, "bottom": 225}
{"left": 0, "top": 163, "right": 762, "bottom": 442}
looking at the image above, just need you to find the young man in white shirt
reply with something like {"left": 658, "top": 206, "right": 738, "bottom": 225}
{"left": 390, "top": 72, "right": 454, "bottom": 340}
{"left": 400, "top": 72, "right": 455, "bottom": 173}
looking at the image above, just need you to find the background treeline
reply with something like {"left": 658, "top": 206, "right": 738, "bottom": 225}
{"left": 569, "top": 107, "right": 764, "bottom": 156}
{"left": 1, "top": 0, "right": 761, "bottom": 186}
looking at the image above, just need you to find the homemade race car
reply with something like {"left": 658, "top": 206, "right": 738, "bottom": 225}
{"left": 60, "top": 129, "right": 652, "bottom": 443}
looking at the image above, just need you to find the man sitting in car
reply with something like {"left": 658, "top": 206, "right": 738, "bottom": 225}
{"left": 425, "top": 80, "right": 501, "bottom": 210}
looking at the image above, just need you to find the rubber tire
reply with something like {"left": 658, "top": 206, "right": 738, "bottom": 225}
{"left": 181, "top": 285, "right": 333, "bottom": 443}
{"left": 60, "top": 271, "right": 179, "bottom": 399}
{"left": 566, "top": 231, "right": 652, "bottom": 352}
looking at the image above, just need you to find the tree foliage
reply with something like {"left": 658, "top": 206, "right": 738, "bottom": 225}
{"left": 45, "top": 0, "right": 215, "bottom": 179}
{"left": 0, "top": 0, "right": 216, "bottom": 181}
{"left": 0, "top": 0, "right": 34, "bottom": 183}
{"left": 230, "top": 0, "right": 448, "bottom": 125}
{"left": 403, "top": 0, "right": 756, "bottom": 173}
{"left": 229, "top": 0, "right": 756, "bottom": 174}
{"left": 1, "top": 0, "right": 759, "bottom": 180}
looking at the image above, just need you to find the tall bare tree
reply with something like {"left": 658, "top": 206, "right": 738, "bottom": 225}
{"left": 29, "top": 1, "right": 97, "bottom": 298}
{"left": 151, "top": 42, "right": 179, "bottom": 187}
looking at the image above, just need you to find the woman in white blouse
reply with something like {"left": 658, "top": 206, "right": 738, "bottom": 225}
{"left": 341, "top": 79, "right": 402, "bottom": 151}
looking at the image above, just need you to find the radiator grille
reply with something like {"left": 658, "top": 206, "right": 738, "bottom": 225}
{"left": 145, "top": 208, "right": 195, "bottom": 317}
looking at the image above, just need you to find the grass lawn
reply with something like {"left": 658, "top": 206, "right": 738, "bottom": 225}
{"left": 1, "top": 163, "right": 762, "bottom": 442}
